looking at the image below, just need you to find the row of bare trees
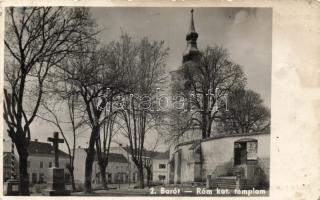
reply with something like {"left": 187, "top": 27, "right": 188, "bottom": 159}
{"left": 4, "top": 7, "right": 168, "bottom": 194}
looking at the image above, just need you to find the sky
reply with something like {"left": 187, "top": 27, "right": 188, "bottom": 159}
{"left": 91, "top": 7, "right": 272, "bottom": 107}
{"left": 3, "top": 7, "right": 272, "bottom": 153}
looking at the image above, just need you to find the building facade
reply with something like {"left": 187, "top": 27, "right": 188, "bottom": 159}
{"left": 3, "top": 139, "right": 70, "bottom": 185}
{"left": 73, "top": 145, "right": 164, "bottom": 187}
{"left": 3, "top": 152, "right": 19, "bottom": 182}
{"left": 93, "top": 153, "right": 130, "bottom": 184}
{"left": 73, "top": 146, "right": 137, "bottom": 186}
{"left": 152, "top": 151, "right": 170, "bottom": 184}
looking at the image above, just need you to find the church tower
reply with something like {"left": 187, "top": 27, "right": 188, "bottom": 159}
{"left": 182, "top": 9, "right": 201, "bottom": 63}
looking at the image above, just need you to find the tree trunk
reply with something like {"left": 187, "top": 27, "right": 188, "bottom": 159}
{"left": 68, "top": 167, "right": 76, "bottom": 192}
{"left": 137, "top": 167, "right": 144, "bottom": 189}
{"left": 98, "top": 163, "right": 108, "bottom": 189}
{"left": 18, "top": 150, "right": 29, "bottom": 195}
{"left": 95, "top": 136, "right": 108, "bottom": 189}
{"left": 84, "top": 146, "right": 94, "bottom": 193}
{"left": 12, "top": 135, "right": 30, "bottom": 196}
{"left": 146, "top": 168, "right": 151, "bottom": 187}
{"left": 84, "top": 126, "right": 99, "bottom": 193}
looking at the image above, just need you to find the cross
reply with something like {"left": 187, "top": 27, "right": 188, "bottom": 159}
{"left": 47, "top": 132, "right": 64, "bottom": 168}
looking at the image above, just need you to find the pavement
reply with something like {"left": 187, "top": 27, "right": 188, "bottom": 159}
{"left": 28, "top": 183, "right": 269, "bottom": 196}
{"left": 72, "top": 184, "right": 150, "bottom": 196}
{"left": 71, "top": 185, "right": 269, "bottom": 196}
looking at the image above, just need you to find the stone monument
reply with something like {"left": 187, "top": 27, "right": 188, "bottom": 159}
{"left": 4, "top": 142, "right": 20, "bottom": 195}
{"left": 42, "top": 132, "right": 70, "bottom": 196}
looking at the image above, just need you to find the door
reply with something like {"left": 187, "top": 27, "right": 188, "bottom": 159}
{"left": 107, "top": 173, "right": 112, "bottom": 183}
{"left": 240, "top": 142, "right": 247, "bottom": 164}
{"left": 234, "top": 142, "right": 247, "bottom": 165}
{"left": 32, "top": 173, "right": 37, "bottom": 184}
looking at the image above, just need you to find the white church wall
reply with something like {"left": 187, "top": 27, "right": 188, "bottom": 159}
{"left": 201, "top": 133, "right": 270, "bottom": 178}
{"left": 179, "top": 144, "right": 195, "bottom": 183}
{"left": 175, "top": 133, "right": 270, "bottom": 183}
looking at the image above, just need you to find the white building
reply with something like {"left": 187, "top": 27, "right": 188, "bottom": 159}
{"left": 3, "top": 139, "right": 70, "bottom": 184}
{"left": 73, "top": 145, "right": 164, "bottom": 186}
{"left": 73, "top": 147, "right": 131, "bottom": 186}
{"left": 152, "top": 151, "right": 170, "bottom": 184}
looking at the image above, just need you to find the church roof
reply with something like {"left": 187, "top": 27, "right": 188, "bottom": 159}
{"left": 28, "top": 141, "right": 69, "bottom": 158}
{"left": 176, "top": 132, "right": 269, "bottom": 148}
{"left": 121, "top": 146, "right": 161, "bottom": 158}
{"left": 106, "top": 153, "right": 129, "bottom": 163}
{"left": 152, "top": 151, "right": 170, "bottom": 160}
{"left": 235, "top": 138, "right": 258, "bottom": 142}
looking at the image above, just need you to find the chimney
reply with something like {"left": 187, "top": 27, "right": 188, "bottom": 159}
{"left": 119, "top": 143, "right": 122, "bottom": 147}
{"left": 34, "top": 139, "right": 38, "bottom": 142}
{"left": 78, "top": 146, "right": 81, "bottom": 149}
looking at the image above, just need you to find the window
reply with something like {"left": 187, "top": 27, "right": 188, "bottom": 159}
{"left": 49, "top": 162, "right": 52, "bottom": 168}
{"left": 40, "top": 161, "right": 43, "bottom": 168}
{"left": 247, "top": 141, "right": 258, "bottom": 160}
{"left": 27, "top": 161, "right": 30, "bottom": 168}
{"left": 158, "top": 175, "right": 166, "bottom": 181}
{"left": 159, "top": 164, "right": 166, "bottom": 169}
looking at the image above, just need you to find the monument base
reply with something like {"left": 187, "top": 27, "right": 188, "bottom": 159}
{"left": 4, "top": 179, "right": 20, "bottom": 196}
{"left": 42, "top": 167, "right": 70, "bottom": 196}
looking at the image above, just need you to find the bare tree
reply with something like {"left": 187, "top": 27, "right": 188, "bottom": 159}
{"left": 143, "top": 135, "right": 160, "bottom": 187}
{"left": 62, "top": 38, "right": 130, "bottom": 192}
{"left": 95, "top": 106, "right": 118, "bottom": 189}
{"left": 171, "top": 45, "right": 246, "bottom": 140}
{"left": 217, "top": 88, "right": 270, "bottom": 134}
{"left": 37, "top": 84, "right": 85, "bottom": 192}
{"left": 118, "top": 36, "right": 168, "bottom": 188}
{"left": 3, "top": 7, "right": 94, "bottom": 195}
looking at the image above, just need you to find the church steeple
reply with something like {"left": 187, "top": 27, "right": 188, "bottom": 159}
{"left": 183, "top": 9, "right": 200, "bottom": 63}
{"left": 188, "top": 9, "right": 197, "bottom": 38}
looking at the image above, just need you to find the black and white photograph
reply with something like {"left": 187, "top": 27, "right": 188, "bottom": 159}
{"left": 3, "top": 5, "right": 275, "bottom": 197}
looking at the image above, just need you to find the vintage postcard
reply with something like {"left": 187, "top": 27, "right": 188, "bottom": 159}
{"left": 1, "top": 0, "right": 319, "bottom": 200}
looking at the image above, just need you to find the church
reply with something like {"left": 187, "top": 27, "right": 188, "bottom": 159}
{"left": 169, "top": 9, "right": 270, "bottom": 190}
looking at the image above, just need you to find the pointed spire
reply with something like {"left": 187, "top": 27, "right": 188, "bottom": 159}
{"left": 186, "top": 8, "right": 198, "bottom": 41}
{"left": 189, "top": 8, "right": 196, "bottom": 33}
{"left": 183, "top": 8, "right": 200, "bottom": 63}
